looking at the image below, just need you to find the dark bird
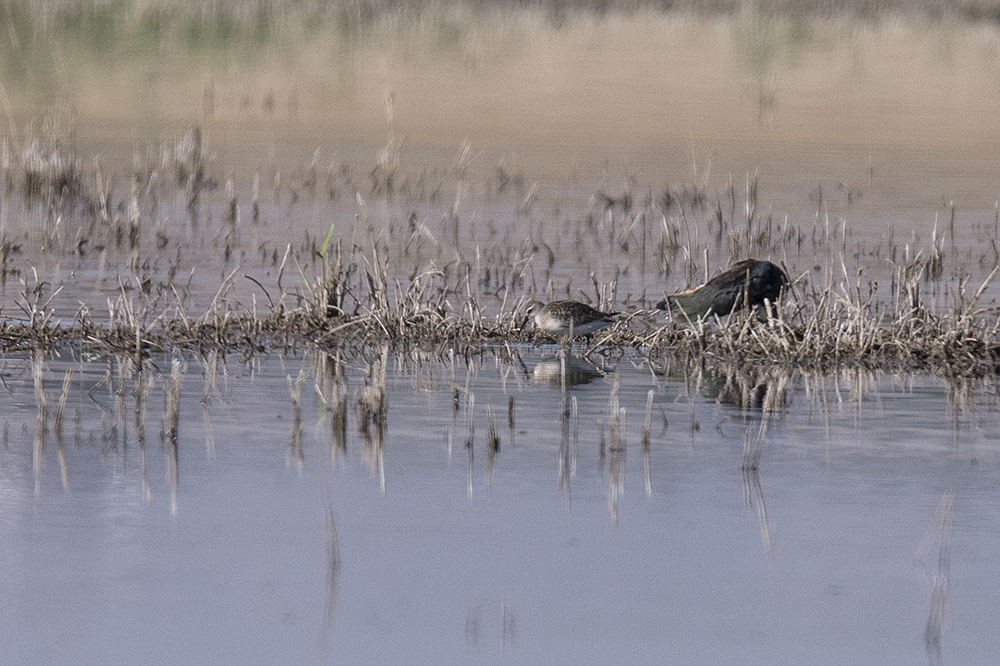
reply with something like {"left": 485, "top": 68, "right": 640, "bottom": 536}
{"left": 530, "top": 300, "right": 619, "bottom": 338}
{"left": 657, "top": 259, "right": 788, "bottom": 319}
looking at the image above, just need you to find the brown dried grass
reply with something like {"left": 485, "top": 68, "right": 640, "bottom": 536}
{"left": 2, "top": 120, "right": 1000, "bottom": 381}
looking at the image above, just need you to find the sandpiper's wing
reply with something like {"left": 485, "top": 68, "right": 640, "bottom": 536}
{"left": 562, "top": 300, "right": 619, "bottom": 322}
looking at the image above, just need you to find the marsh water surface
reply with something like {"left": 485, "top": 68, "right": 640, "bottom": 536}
{"left": 2, "top": 350, "right": 999, "bottom": 664}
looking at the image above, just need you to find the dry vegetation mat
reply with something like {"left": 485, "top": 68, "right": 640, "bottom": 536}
{"left": 2, "top": 119, "right": 1000, "bottom": 378}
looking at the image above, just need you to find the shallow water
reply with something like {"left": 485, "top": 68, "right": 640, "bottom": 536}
{"left": 2, "top": 350, "right": 999, "bottom": 664}
{"left": 4, "top": 6, "right": 1000, "bottom": 665}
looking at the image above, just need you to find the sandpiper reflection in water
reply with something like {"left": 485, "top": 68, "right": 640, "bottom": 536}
{"left": 532, "top": 353, "right": 603, "bottom": 387}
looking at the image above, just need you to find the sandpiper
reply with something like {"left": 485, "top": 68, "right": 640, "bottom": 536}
{"left": 657, "top": 259, "right": 788, "bottom": 320}
{"left": 531, "top": 300, "right": 620, "bottom": 338}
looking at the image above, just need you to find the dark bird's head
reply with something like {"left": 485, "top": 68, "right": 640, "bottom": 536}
{"left": 740, "top": 259, "right": 788, "bottom": 305}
